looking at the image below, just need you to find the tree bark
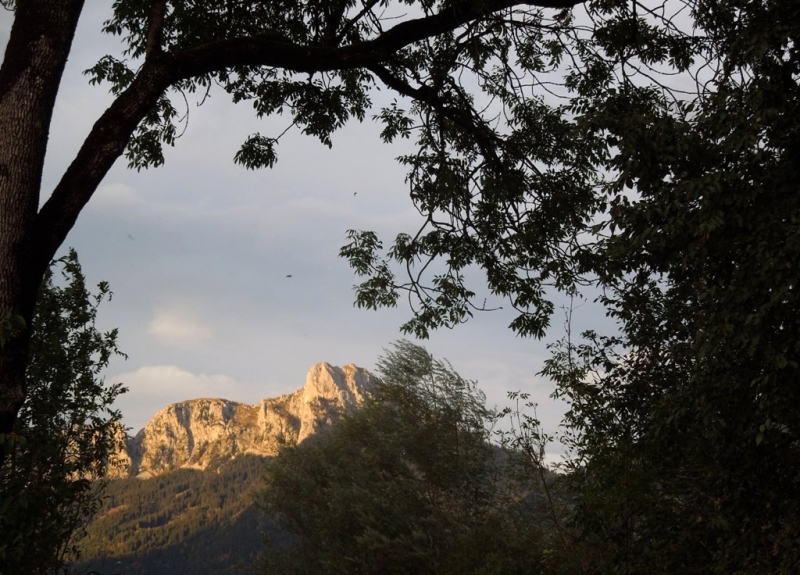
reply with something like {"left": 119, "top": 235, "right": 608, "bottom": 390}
{"left": 0, "top": 0, "right": 85, "bottom": 452}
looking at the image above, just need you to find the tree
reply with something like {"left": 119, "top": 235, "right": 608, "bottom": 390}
{"left": 0, "top": 0, "right": 593, "bottom": 454}
{"left": 340, "top": 0, "right": 800, "bottom": 571}
{"left": 4, "top": 1, "right": 793, "bottom": 569}
{"left": 258, "top": 341, "right": 553, "bottom": 575}
{"left": 540, "top": 0, "right": 800, "bottom": 571}
{"left": 0, "top": 249, "right": 126, "bottom": 574}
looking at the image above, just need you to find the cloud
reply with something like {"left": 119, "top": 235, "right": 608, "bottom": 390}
{"left": 118, "top": 365, "right": 239, "bottom": 398}
{"left": 91, "top": 182, "right": 144, "bottom": 208}
{"left": 111, "top": 365, "right": 248, "bottom": 432}
{"left": 147, "top": 308, "right": 212, "bottom": 348}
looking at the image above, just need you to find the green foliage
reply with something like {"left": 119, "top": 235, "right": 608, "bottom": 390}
{"left": 0, "top": 250, "right": 126, "bottom": 574}
{"left": 258, "top": 341, "right": 552, "bottom": 575}
{"left": 497, "top": 392, "right": 579, "bottom": 570}
{"left": 88, "top": 1, "right": 376, "bottom": 170}
{"left": 318, "top": 0, "right": 800, "bottom": 572}
{"left": 535, "top": 0, "right": 800, "bottom": 572}
{"left": 81, "top": 1, "right": 607, "bottom": 338}
{"left": 234, "top": 134, "right": 279, "bottom": 170}
{"left": 336, "top": 2, "right": 637, "bottom": 339}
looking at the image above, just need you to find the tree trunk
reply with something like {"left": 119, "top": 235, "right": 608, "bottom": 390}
{"left": 0, "top": 0, "right": 85, "bottom": 456}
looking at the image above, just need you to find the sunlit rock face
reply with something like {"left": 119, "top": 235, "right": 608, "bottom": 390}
{"left": 107, "top": 423, "right": 133, "bottom": 478}
{"left": 298, "top": 362, "right": 372, "bottom": 442}
{"left": 113, "top": 363, "right": 372, "bottom": 478}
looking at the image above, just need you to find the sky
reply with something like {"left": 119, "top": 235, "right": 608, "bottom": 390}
{"left": 1, "top": 3, "right": 611, "bottom": 456}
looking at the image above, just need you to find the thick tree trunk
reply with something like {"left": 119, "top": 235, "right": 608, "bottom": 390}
{"left": 0, "top": 0, "right": 85, "bottom": 454}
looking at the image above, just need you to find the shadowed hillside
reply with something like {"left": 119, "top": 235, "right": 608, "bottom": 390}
{"left": 76, "top": 455, "right": 277, "bottom": 575}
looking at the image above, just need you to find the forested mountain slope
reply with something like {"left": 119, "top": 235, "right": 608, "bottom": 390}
{"left": 76, "top": 455, "right": 272, "bottom": 575}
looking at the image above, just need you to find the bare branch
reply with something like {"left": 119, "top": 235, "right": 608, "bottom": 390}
{"left": 337, "top": 0, "right": 383, "bottom": 43}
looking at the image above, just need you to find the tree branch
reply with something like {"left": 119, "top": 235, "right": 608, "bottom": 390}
{"left": 34, "top": 59, "right": 176, "bottom": 265}
{"left": 323, "top": 0, "right": 349, "bottom": 46}
{"left": 337, "top": 0, "right": 382, "bottom": 44}
{"left": 169, "top": 0, "right": 585, "bottom": 77}
{"left": 369, "top": 0, "right": 583, "bottom": 54}
{"left": 145, "top": 0, "right": 167, "bottom": 56}
{"left": 369, "top": 64, "right": 504, "bottom": 166}
{"left": 34, "top": 0, "right": 584, "bottom": 265}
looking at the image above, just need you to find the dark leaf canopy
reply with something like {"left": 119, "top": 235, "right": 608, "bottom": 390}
{"left": 78, "top": 0, "right": 611, "bottom": 339}
{"left": 0, "top": 251, "right": 126, "bottom": 573}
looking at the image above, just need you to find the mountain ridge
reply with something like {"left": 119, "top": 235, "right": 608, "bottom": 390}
{"left": 111, "top": 361, "right": 373, "bottom": 478}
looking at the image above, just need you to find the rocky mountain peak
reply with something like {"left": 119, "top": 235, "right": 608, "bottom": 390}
{"left": 113, "top": 362, "right": 372, "bottom": 478}
{"left": 298, "top": 362, "right": 372, "bottom": 442}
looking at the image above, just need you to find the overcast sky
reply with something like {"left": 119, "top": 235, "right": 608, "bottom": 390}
{"left": 2, "top": 3, "right": 610, "bottom": 456}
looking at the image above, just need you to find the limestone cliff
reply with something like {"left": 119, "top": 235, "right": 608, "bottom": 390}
{"left": 112, "top": 362, "right": 372, "bottom": 478}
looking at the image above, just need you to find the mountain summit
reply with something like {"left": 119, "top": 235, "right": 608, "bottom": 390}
{"left": 113, "top": 362, "right": 372, "bottom": 478}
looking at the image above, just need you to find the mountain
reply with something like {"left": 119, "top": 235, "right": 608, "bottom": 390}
{"left": 111, "top": 361, "right": 372, "bottom": 478}
{"left": 76, "top": 362, "right": 372, "bottom": 575}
